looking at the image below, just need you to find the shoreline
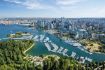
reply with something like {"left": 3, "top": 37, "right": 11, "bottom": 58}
{"left": 24, "top": 43, "right": 35, "bottom": 54}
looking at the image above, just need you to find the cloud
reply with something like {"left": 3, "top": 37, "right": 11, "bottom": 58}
{"left": 4, "top": 0, "right": 87, "bottom": 10}
{"left": 22, "top": 0, "right": 42, "bottom": 9}
{"left": 56, "top": 0, "right": 86, "bottom": 6}
{"left": 4, "top": 0, "right": 53, "bottom": 9}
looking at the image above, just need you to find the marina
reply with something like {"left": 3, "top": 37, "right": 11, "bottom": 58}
{"left": 1, "top": 24, "right": 105, "bottom": 63}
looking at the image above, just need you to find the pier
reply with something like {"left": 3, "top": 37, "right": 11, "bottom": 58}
{"left": 57, "top": 47, "right": 64, "bottom": 53}
{"left": 44, "top": 40, "right": 69, "bottom": 57}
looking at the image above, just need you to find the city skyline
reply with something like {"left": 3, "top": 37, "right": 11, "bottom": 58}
{"left": 0, "top": 0, "right": 105, "bottom": 17}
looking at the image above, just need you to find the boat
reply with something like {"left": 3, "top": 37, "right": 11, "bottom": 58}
{"left": 71, "top": 52, "right": 76, "bottom": 58}
{"left": 44, "top": 43, "right": 51, "bottom": 51}
{"left": 85, "top": 57, "right": 92, "bottom": 62}
{"left": 43, "top": 37, "right": 50, "bottom": 42}
{"left": 40, "top": 35, "right": 45, "bottom": 41}
{"left": 33, "top": 35, "right": 39, "bottom": 41}
{"left": 51, "top": 43, "right": 59, "bottom": 52}
{"left": 79, "top": 57, "right": 85, "bottom": 63}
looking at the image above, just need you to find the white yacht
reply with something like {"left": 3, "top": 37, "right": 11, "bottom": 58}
{"left": 44, "top": 43, "right": 51, "bottom": 51}
{"left": 51, "top": 43, "right": 59, "bottom": 52}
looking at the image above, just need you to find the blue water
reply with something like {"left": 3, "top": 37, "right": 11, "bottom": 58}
{"left": 0, "top": 24, "right": 105, "bottom": 62}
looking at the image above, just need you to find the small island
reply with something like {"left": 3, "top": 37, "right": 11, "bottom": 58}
{"left": 8, "top": 32, "right": 31, "bottom": 38}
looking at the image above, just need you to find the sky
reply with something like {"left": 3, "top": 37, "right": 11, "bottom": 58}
{"left": 0, "top": 0, "right": 105, "bottom": 17}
